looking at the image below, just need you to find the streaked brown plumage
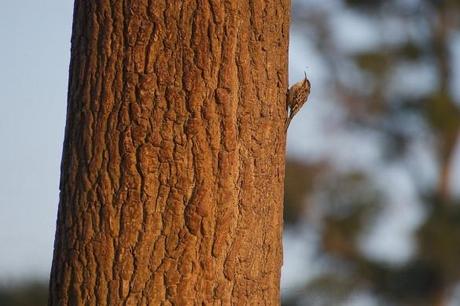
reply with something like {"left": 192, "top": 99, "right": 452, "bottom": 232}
{"left": 285, "top": 73, "right": 311, "bottom": 131}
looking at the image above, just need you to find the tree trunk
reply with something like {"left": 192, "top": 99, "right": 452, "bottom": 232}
{"left": 49, "top": 1, "right": 290, "bottom": 305}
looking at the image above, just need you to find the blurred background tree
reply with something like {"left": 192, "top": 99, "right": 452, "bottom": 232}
{"left": 283, "top": 0, "right": 460, "bottom": 305}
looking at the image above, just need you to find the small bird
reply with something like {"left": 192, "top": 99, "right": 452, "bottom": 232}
{"left": 285, "top": 72, "right": 311, "bottom": 131}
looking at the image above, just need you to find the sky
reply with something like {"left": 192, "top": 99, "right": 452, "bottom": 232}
{"left": 0, "top": 0, "right": 73, "bottom": 279}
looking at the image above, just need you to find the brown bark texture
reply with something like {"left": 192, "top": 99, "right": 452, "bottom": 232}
{"left": 49, "top": 0, "right": 290, "bottom": 305}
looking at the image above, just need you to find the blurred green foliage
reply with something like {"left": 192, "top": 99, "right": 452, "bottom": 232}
{"left": 425, "top": 92, "right": 460, "bottom": 134}
{"left": 284, "top": 160, "right": 326, "bottom": 226}
{"left": 354, "top": 52, "right": 389, "bottom": 76}
{"left": 0, "top": 281, "right": 48, "bottom": 306}
{"left": 418, "top": 200, "right": 460, "bottom": 284}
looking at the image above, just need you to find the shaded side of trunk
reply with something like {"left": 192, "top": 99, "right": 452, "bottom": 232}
{"left": 49, "top": 0, "right": 290, "bottom": 305}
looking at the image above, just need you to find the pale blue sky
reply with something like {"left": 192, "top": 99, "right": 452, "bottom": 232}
{"left": 0, "top": 0, "right": 73, "bottom": 278}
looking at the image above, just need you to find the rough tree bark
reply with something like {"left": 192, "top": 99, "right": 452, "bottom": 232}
{"left": 49, "top": 1, "right": 290, "bottom": 305}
